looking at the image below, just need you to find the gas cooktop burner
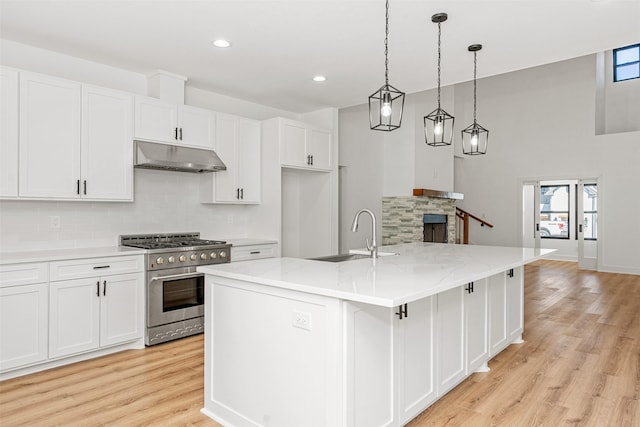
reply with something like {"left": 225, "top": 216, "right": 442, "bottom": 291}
{"left": 119, "top": 233, "right": 228, "bottom": 251}
{"left": 124, "top": 239, "right": 227, "bottom": 250}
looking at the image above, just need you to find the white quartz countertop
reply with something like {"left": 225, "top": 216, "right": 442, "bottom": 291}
{"left": 0, "top": 246, "right": 146, "bottom": 265}
{"left": 198, "top": 242, "right": 555, "bottom": 307}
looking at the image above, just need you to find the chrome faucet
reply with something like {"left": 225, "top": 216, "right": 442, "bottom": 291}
{"left": 351, "top": 208, "right": 378, "bottom": 258}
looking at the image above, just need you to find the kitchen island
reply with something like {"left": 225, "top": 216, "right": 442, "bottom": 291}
{"left": 198, "top": 242, "right": 554, "bottom": 427}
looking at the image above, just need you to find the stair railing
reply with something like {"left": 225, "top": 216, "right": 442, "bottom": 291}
{"left": 455, "top": 207, "right": 494, "bottom": 244}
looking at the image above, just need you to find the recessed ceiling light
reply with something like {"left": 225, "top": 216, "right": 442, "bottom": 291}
{"left": 212, "top": 39, "right": 231, "bottom": 48}
{"left": 313, "top": 75, "right": 327, "bottom": 82}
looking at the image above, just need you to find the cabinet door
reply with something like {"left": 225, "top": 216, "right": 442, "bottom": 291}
{"left": 213, "top": 113, "right": 239, "bottom": 202}
{"left": 344, "top": 301, "right": 396, "bottom": 427}
{"left": 81, "top": 85, "right": 133, "bottom": 201}
{"left": 308, "top": 127, "right": 332, "bottom": 170}
{"left": 49, "top": 278, "right": 100, "bottom": 358}
{"left": 100, "top": 273, "right": 143, "bottom": 347}
{"left": 488, "top": 273, "right": 508, "bottom": 357}
{"left": 398, "top": 296, "right": 437, "bottom": 425}
{"left": 133, "top": 96, "right": 178, "bottom": 144}
{"left": 19, "top": 72, "right": 81, "bottom": 198}
{"left": 0, "top": 283, "right": 48, "bottom": 371}
{"left": 507, "top": 267, "right": 524, "bottom": 343}
{"left": 465, "top": 279, "right": 489, "bottom": 374}
{"left": 436, "top": 286, "right": 465, "bottom": 396}
{"left": 280, "top": 120, "right": 307, "bottom": 168}
{"left": 180, "top": 105, "right": 215, "bottom": 149}
{"left": 0, "top": 66, "right": 19, "bottom": 198}
{"left": 237, "top": 118, "right": 261, "bottom": 203}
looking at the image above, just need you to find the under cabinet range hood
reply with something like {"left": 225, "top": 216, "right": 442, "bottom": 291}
{"left": 134, "top": 141, "right": 226, "bottom": 173}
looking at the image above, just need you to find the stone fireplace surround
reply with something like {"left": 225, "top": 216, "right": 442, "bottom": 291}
{"left": 381, "top": 189, "right": 463, "bottom": 245}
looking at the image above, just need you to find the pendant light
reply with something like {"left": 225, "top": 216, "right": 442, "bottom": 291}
{"left": 369, "top": 0, "right": 405, "bottom": 131}
{"left": 424, "top": 13, "right": 454, "bottom": 146}
{"left": 462, "top": 44, "right": 489, "bottom": 155}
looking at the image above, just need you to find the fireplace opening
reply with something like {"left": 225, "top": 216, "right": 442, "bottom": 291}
{"left": 423, "top": 214, "right": 448, "bottom": 243}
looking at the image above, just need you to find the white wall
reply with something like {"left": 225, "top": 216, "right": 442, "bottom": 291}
{"left": 340, "top": 54, "right": 639, "bottom": 274}
{"left": 339, "top": 85, "right": 457, "bottom": 253}
{"left": 596, "top": 50, "right": 640, "bottom": 135}
{"left": 454, "top": 55, "right": 639, "bottom": 274}
{"left": 0, "top": 39, "right": 296, "bottom": 252}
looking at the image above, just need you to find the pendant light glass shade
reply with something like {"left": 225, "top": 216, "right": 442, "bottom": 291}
{"left": 462, "top": 44, "right": 488, "bottom": 155}
{"left": 425, "top": 13, "right": 454, "bottom": 146}
{"left": 369, "top": 0, "right": 405, "bottom": 131}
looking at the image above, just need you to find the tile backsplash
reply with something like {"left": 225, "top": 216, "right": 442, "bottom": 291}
{"left": 0, "top": 169, "right": 256, "bottom": 252}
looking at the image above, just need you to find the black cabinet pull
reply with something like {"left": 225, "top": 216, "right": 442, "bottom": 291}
{"left": 236, "top": 188, "right": 240, "bottom": 199}
{"left": 96, "top": 280, "right": 100, "bottom": 297}
{"left": 93, "top": 265, "right": 110, "bottom": 270}
{"left": 174, "top": 127, "right": 178, "bottom": 140}
{"left": 103, "top": 280, "right": 107, "bottom": 296}
{"left": 83, "top": 180, "right": 87, "bottom": 195}
{"left": 77, "top": 179, "right": 80, "bottom": 195}
{"left": 311, "top": 155, "right": 314, "bottom": 166}
{"left": 507, "top": 269, "right": 514, "bottom": 278}
{"left": 465, "top": 282, "right": 474, "bottom": 293}
{"left": 250, "top": 251, "right": 261, "bottom": 254}
{"left": 396, "top": 303, "right": 408, "bottom": 320}
{"left": 240, "top": 188, "right": 244, "bottom": 199}
{"left": 179, "top": 128, "right": 183, "bottom": 140}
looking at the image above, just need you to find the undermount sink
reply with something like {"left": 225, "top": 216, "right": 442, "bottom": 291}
{"left": 309, "top": 253, "right": 371, "bottom": 263}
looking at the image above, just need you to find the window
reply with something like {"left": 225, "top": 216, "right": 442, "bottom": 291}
{"left": 581, "top": 184, "right": 597, "bottom": 240}
{"left": 613, "top": 44, "right": 640, "bottom": 82}
{"left": 539, "top": 185, "right": 569, "bottom": 239}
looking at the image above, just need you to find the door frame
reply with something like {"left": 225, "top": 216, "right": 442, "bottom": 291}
{"left": 518, "top": 175, "right": 602, "bottom": 270}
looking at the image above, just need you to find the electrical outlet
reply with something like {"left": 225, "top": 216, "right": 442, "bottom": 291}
{"left": 292, "top": 311, "right": 312, "bottom": 331}
{"left": 227, "top": 214, "right": 234, "bottom": 225}
{"left": 50, "top": 216, "right": 61, "bottom": 229}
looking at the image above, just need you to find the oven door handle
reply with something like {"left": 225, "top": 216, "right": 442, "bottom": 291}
{"left": 149, "top": 272, "right": 205, "bottom": 282}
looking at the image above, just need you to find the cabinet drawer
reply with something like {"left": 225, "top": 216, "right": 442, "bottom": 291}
{"left": 231, "top": 244, "right": 277, "bottom": 262}
{"left": 50, "top": 255, "right": 143, "bottom": 281}
{"left": 0, "top": 263, "right": 49, "bottom": 288}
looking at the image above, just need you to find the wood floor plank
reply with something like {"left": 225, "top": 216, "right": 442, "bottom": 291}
{"left": 1, "top": 260, "right": 639, "bottom": 426}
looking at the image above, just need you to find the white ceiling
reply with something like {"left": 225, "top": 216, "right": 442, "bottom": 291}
{"left": 1, "top": 0, "right": 639, "bottom": 113}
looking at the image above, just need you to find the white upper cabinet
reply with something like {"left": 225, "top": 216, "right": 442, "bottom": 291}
{"left": 279, "top": 118, "right": 332, "bottom": 171}
{"left": 134, "top": 96, "right": 215, "bottom": 149}
{"left": 200, "top": 113, "right": 261, "bottom": 204}
{"left": 81, "top": 85, "right": 133, "bottom": 200}
{"left": 0, "top": 66, "right": 19, "bottom": 198}
{"left": 19, "top": 72, "right": 82, "bottom": 198}
{"left": 133, "top": 96, "right": 178, "bottom": 144}
{"left": 18, "top": 71, "right": 133, "bottom": 201}
{"left": 180, "top": 105, "right": 215, "bottom": 149}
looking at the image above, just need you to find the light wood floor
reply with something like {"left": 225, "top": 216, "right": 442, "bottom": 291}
{"left": 1, "top": 260, "right": 639, "bottom": 426}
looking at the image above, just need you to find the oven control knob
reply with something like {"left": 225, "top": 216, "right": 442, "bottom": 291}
{"left": 155, "top": 257, "right": 164, "bottom": 265}
{"left": 190, "top": 254, "right": 197, "bottom": 261}
{"left": 200, "top": 253, "right": 208, "bottom": 260}
{"left": 210, "top": 252, "right": 217, "bottom": 259}
{"left": 220, "top": 251, "right": 227, "bottom": 258}
{"left": 168, "top": 256, "right": 176, "bottom": 263}
{"left": 179, "top": 255, "right": 187, "bottom": 262}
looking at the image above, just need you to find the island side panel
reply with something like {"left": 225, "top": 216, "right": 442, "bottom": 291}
{"left": 203, "top": 275, "right": 342, "bottom": 427}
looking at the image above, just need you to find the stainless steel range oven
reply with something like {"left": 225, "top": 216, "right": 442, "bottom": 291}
{"left": 120, "top": 233, "right": 231, "bottom": 345}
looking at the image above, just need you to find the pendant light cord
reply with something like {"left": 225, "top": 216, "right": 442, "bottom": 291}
{"left": 437, "top": 21, "right": 441, "bottom": 109}
{"left": 473, "top": 50, "right": 477, "bottom": 124}
{"left": 384, "top": 0, "right": 389, "bottom": 86}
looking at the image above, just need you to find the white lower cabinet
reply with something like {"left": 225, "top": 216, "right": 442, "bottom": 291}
{"left": 436, "top": 286, "right": 465, "bottom": 396}
{"left": 345, "top": 297, "right": 436, "bottom": 427}
{"left": 0, "top": 262, "right": 49, "bottom": 372}
{"left": 49, "top": 272, "right": 142, "bottom": 358}
{"left": 488, "top": 267, "right": 524, "bottom": 357}
{"left": 506, "top": 267, "right": 524, "bottom": 343}
{"left": 465, "top": 279, "right": 489, "bottom": 374}
{"left": 0, "top": 282, "right": 49, "bottom": 371}
{"left": 397, "top": 297, "right": 436, "bottom": 425}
